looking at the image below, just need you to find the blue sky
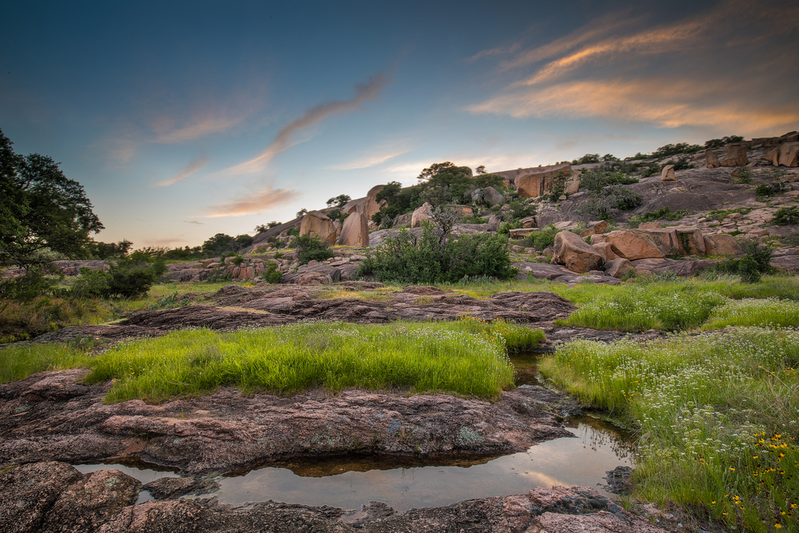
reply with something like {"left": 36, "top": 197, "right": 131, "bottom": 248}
{"left": 2, "top": 0, "right": 797, "bottom": 248}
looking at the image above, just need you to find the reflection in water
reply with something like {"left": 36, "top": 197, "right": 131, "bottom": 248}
{"left": 76, "top": 353, "right": 636, "bottom": 512}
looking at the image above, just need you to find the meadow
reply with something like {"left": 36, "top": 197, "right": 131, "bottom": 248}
{"left": 1, "top": 318, "right": 543, "bottom": 403}
{"left": 541, "top": 329, "right": 799, "bottom": 532}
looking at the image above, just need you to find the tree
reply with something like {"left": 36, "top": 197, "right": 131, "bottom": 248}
{"left": 326, "top": 194, "right": 351, "bottom": 208}
{"left": 0, "top": 129, "right": 103, "bottom": 270}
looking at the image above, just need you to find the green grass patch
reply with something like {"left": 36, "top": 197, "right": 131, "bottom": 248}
{"left": 702, "top": 298, "right": 799, "bottom": 330}
{"left": 540, "top": 328, "right": 799, "bottom": 531}
{"left": 0, "top": 343, "right": 91, "bottom": 383}
{"left": 556, "top": 277, "right": 799, "bottom": 331}
{"left": 80, "top": 320, "right": 532, "bottom": 403}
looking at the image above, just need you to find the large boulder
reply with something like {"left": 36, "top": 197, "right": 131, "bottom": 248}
{"left": 640, "top": 228, "right": 683, "bottom": 256}
{"left": 514, "top": 163, "right": 572, "bottom": 198}
{"left": 299, "top": 211, "right": 337, "bottom": 244}
{"left": 580, "top": 220, "right": 607, "bottom": 237}
{"left": 338, "top": 211, "right": 369, "bottom": 247}
{"left": 777, "top": 142, "right": 799, "bottom": 167}
{"left": 411, "top": 202, "right": 433, "bottom": 228}
{"left": 673, "top": 226, "right": 706, "bottom": 255}
{"left": 552, "top": 230, "right": 605, "bottom": 273}
{"left": 703, "top": 234, "right": 744, "bottom": 256}
{"left": 719, "top": 143, "right": 748, "bottom": 167}
{"left": 341, "top": 184, "right": 386, "bottom": 218}
{"left": 590, "top": 230, "right": 664, "bottom": 260}
{"left": 604, "top": 258, "right": 634, "bottom": 279}
{"left": 482, "top": 186, "right": 506, "bottom": 206}
{"left": 661, "top": 164, "right": 677, "bottom": 181}
{"left": 705, "top": 149, "right": 720, "bottom": 168}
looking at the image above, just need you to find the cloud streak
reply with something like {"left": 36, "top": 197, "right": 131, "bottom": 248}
{"left": 221, "top": 72, "right": 389, "bottom": 176}
{"left": 468, "top": 0, "right": 799, "bottom": 136}
{"left": 329, "top": 144, "right": 409, "bottom": 170}
{"left": 154, "top": 153, "right": 210, "bottom": 188}
{"left": 203, "top": 184, "right": 301, "bottom": 217}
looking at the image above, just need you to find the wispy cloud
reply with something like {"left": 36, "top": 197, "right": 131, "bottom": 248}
{"left": 184, "top": 220, "right": 204, "bottom": 225}
{"left": 468, "top": 78, "right": 799, "bottom": 133}
{"left": 468, "top": 0, "right": 799, "bottom": 136}
{"left": 220, "top": 72, "right": 389, "bottom": 177}
{"left": 328, "top": 144, "right": 410, "bottom": 170}
{"left": 154, "top": 153, "right": 210, "bottom": 188}
{"left": 203, "top": 184, "right": 301, "bottom": 217}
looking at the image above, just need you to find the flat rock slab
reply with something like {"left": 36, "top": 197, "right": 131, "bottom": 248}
{"left": 39, "top": 286, "right": 576, "bottom": 344}
{"left": 1, "top": 369, "right": 578, "bottom": 475}
{"left": 0, "top": 462, "right": 668, "bottom": 533}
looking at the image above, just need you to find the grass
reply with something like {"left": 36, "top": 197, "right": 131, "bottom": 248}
{"left": 556, "top": 276, "right": 799, "bottom": 331}
{"left": 540, "top": 328, "right": 799, "bottom": 532}
{"left": 0, "top": 296, "right": 110, "bottom": 343}
{"left": 0, "top": 342, "right": 92, "bottom": 383}
{"left": 2, "top": 319, "right": 545, "bottom": 402}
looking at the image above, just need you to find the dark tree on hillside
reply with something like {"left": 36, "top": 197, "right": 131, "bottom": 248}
{"left": 0, "top": 129, "right": 103, "bottom": 270}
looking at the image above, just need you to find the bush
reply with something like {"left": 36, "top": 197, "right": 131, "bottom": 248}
{"left": 628, "top": 206, "right": 688, "bottom": 227}
{"left": 70, "top": 254, "right": 166, "bottom": 299}
{"left": 0, "top": 270, "right": 63, "bottom": 301}
{"left": 358, "top": 226, "right": 516, "bottom": 284}
{"left": 583, "top": 185, "right": 642, "bottom": 219}
{"left": 520, "top": 224, "right": 560, "bottom": 250}
{"left": 294, "top": 234, "right": 334, "bottom": 265}
{"left": 507, "top": 198, "right": 537, "bottom": 223}
{"left": 773, "top": 206, "right": 799, "bottom": 225}
{"left": 261, "top": 261, "right": 282, "bottom": 283}
{"left": 713, "top": 242, "right": 773, "bottom": 283}
{"left": 651, "top": 142, "right": 702, "bottom": 158}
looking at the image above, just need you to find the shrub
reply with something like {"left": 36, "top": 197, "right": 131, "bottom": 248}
{"left": 231, "top": 254, "right": 245, "bottom": 266}
{"left": 520, "top": 224, "right": 559, "bottom": 250}
{"left": 358, "top": 226, "right": 516, "bottom": 284}
{"left": 507, "top": 198, "right": 537, "bottom": 223}
{"left": 628, "top": 206, "right": 688, "bottom": 227}
{"left": 261, "top": 261, "right": 282, "bottom": 283}
{"left": 571, "top": 153, "right": 600, "bottom": 165}
{"left": 71, "top": 254, "right": 166, "bottom": 299}
{"left": 731, "top": 167, "right": 753, "bottom": 184}
{"left": 704, "top": 135, "right": 744, "bottom": 149}
{"left": 651, "top": 142, "right": 702, "bottom": 158}
{"left": 713, "top": 242, "right": 773, "bottom": 283}
{"left": 773, "top": 206, "right": 799, "bottom": 225}
{"left": 294, "top": 234, "right": 334, "bottom": 265}
{"left": 583, "top": 185, "right": 642, "bottom": 219}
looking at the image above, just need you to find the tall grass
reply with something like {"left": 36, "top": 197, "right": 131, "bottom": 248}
{"left": 0, "top": 296, "right": 109, "bottom": 343}
{"left": 702, "top": 298, "right": 799, "bottom": 330}
{"left": 0, "top": 343, "right": 91, "bottom": 383}
{"left": 78, "top": 319, "right": 539, "bottom": 403}
{"left": 541, "top": 328, "right": 799, "bottom": 532}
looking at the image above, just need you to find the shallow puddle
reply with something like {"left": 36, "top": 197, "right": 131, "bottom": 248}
{"left": 76, "top": 352, "right": 636, "bottom": 512}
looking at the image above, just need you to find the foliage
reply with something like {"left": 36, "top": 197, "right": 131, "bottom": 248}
{"left": 0, "top": 296, "right": 106, "bottom": 343}
{"left": 713, "top": 242, "right": 774, "bottom": 283}
{"left": 359, "top": 225, "right": 516, "bottom": 284}
{"left": 70, "top": 253, "right": 167, "bottom": 299}
{"left": 506, "top": 198, "right": 537, "bottom": 223}
{"left": 90, "top": 239, "right": 133, "bottom": 260}
{"left": 651, "top": 142, "right": 702, "bottom": 158}
{"left": 571, "top": 153, "right": 600, "bottom": 165}
{"left": 294, "top": 234, "right": 334, "bottom": 265}
{"left": 731, "top": 166, "right": 753, "bottom": 184}
{"left": 0, "top": 270, "right": 63, "bottom": 301}
{"left": 670, "top": 157, "right": 694, "bottom": 171}
{"left": 261, "top": 261, "right": 282, "bottom": 283}
{"left": 201, "top": 233, "right": 252, "bottom": 257}
{"left": 579, "top": 168, "right": 639, "bottom": 195}
{"left": 254, "top": 221, "right": 281, "bottom": 234}
{"left": 541, "top": 170, "right": 571, "bottom": 202}
{"left": 0, "top": 342, "right": 92, "bottom": 383}
{"left": 80, "top": 322, "right": 517, "bottom": 402}
{"left": 704, "top": 135, "right": 744, "bottom": 149}
{"left": 520, "top": 224, "right": 560, "bottom": 251}
{"left": 773, "top": 206, "right": 799, "bottom": 226}
{"left": 582, "top": 184, "right": 642, "bottom": 220}
{"left": 0, "top": 129, "right": 104, "bottom": 272}
{"left": 135, "top": 245, "right": 204, "bottom": 261}
{"left": 326, "top": 194, "right": 351, "bottom": 208}
{"left": 541, "top": 328, "right": 799, "bottom": 532}
{"left": 627, "top": 206, "right": 688, "bottom": 227}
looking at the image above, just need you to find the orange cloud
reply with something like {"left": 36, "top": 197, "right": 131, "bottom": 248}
{"left": 204, "top": 184, "right": 301, "bottom": 217}
{"left": 154, "top": 153, "right": 210, "bottom": 188}
{"left": 468, "top": 78, "right": 799, "bottom": 135}
{"left": 221, "top": 72, "right": 389, "bottom": 176}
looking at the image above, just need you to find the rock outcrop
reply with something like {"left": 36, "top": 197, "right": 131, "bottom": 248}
{"left": 300, "top": 211, "right": 337, "bottom": 244}
{"left": 411, "top": 202, "right": 433, "bottom": 228}
{"left": 661, "top": 164, "right": 676, "bottom": 181}
{"left": 338, "top": 211, "right": 370, "bottom": 247}
{"left": 590, "top": 230, "right": 664, "bottom": 260}
{"left": 719, "top": 143, "right": 748, "bottom": 167}
{"left": 552, "top": 231, "right": 604, "bottom": 273}
{"left": 503, "top": 163, "right": 572, "bottom": 198}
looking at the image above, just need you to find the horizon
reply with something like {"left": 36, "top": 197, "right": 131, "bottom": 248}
{"left": 2, "top": 0, "right": 798, "bottom": 248}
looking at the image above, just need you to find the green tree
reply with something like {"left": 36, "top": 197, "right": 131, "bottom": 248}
{"left": 0, "top": 129, "right": 103, "bottom": 271}
{"left": 326, "top": 194, "right": 351, "bottom": 208}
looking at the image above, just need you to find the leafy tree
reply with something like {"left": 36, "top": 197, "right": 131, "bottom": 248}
{"left": 91, "top": 239, "right": 133, "bottom": 259}
{"left": 296, "top": 208, "right": 308, "bottom": 218}
{"left": 201, "top": 233, "right": 250, "bottom": 257}
{"left": 475, "top": 165, "right": 486, "bottom": 175}
{"left": 704, "top": 135, "right": 744, "bottom": 149}
{"left": 0, "top": 129, "right": 103, "bottom": 271}
{"left": 326, "top": 194, "right": 351, "bottom": 208}
{"left": 71, "top": 252, "right": 166, "bottom": 299}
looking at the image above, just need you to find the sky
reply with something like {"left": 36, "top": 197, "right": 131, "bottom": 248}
{"left": 2, "top": 0, "right": 798, "bottom": 248}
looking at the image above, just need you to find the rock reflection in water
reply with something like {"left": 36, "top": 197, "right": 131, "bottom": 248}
{"left": 214, "top": 418, "right": 633, "bottom": 512}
